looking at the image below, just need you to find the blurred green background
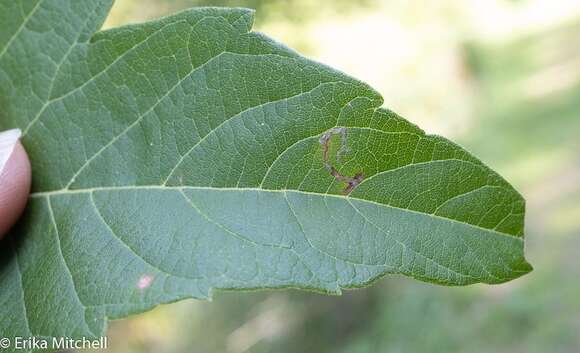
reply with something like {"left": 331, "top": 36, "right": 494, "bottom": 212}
{"left": 92, "top": 1, "right": 580, "bottom": 352}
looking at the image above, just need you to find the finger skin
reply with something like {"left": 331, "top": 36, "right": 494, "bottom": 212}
{"left": 0, "top": 141, "right": 32, "bottom": 238}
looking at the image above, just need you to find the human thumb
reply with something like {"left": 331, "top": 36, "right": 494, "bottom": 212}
{"left": 0, "top": 129, "right": 31, "bottom": 239}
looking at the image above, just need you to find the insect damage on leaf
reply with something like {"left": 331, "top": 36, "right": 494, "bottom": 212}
{"left": 319, "top": 127, "right": 365, "bottom": 195}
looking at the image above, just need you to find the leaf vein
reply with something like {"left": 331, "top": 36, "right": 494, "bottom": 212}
{"left": 0, "top": 0, "right": 44, "bottom": 60}
{"left": 88, "top": 192, "right": 204, "bottom": 281}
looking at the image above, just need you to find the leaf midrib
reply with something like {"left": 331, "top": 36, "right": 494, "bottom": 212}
{"left": 29, "top": 185, "right": 523, "bottom": 241}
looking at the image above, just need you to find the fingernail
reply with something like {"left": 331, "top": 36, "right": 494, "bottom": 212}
{"left": 0, "top": 129, "right": 22, "bottom": 177}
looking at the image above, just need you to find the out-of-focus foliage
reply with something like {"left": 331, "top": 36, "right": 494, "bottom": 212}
{"left": 95, "top": 1, "right": 580, "bottom": 352}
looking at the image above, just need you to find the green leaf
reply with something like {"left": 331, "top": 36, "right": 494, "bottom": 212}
{"left": 0, "top": 0, "right": 531, "bottom": 346}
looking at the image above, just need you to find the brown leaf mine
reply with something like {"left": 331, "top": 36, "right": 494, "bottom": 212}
{"left": 319, "top": 127, "right": 364, "bottom": 195}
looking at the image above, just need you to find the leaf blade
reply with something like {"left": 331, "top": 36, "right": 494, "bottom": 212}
{"left": 0, "top": 1, "right": 531, "bottom": 346}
